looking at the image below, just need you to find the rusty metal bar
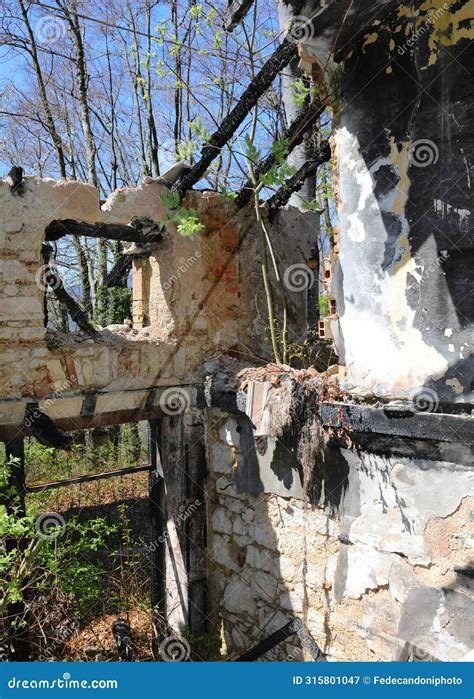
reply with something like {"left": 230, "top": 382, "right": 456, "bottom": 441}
{"left": 25, "top": 463, "right": 150, "bottom": 493}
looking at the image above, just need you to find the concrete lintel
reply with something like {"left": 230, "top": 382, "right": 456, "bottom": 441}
{"left": 0, "top": 385, "right": 201, "bottom": 441}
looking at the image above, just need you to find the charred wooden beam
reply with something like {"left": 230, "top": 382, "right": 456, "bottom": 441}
{"left": 266, "top": 142, "right": 331, "bottom": 218}
{"left": 172, "top": 39, "right": 298, "bottom": 197}
{"left": 236, "top": 618, "right": 326, "bottom": 661}
{"left": 235, "top": 96, "right": 326, "bottom": 208}
{"left": 224, "top": 0, "right": 254, "bottom": 30}
{"left": 45, "top": 217, "right": 164, "bottom": 245}
{"left": 41, "top": 243, "right": 97, "bottom": 335}
{"left": 24, "top": 403, "right": 73, "bottom": 450}
{"left": 235, "top": 619, "right": 325, "bottom": 661}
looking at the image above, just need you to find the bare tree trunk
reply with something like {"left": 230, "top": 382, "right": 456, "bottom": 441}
{"left": 171, "top": 0, "right": 182, "bottom": 154}
{"left": 58, "top": 0, "right": 98, "bottom": 188}
{"left": 71, "top": 236, "right": 92, "bottom": 318}
{"left": 105, "top": 32, "right": 118, "bottom": 190}
{"left": 145, "top": 0, "right": 160, "bottom": 176}
{"left": 18, "top": 0, "right": 67, "bottom": 177}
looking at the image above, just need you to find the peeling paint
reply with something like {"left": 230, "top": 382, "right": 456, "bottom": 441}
{"left": 336, "top": 130, "right": 449, "bottom": 394}
{"left": 362, "top": 31, "right": 379, "bottom": 51}
{"left": 446, "top": 377, "right": 464, "bottom": 394}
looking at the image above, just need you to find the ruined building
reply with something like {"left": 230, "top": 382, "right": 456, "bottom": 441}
{"left": 1, "top": 0, "right": 472, "bottom": 661}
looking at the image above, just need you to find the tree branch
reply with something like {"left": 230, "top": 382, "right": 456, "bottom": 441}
{"left": 104, "top": 254, "right": 133, "bottom": 288}
{"left": 224, "top": 0, "right": 255, "bottom": 31}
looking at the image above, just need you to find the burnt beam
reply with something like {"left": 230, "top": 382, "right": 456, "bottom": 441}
{"left": 41, "top": 243, "right": 97, "bottom": 336}
{"left": 266, "top": 143, "right": 331, "bottom": 218}
{"left": 235, "top": 619, "right": 325, "bottom": 661}
{"left": 45, "top": 217, "right": 164, "bottom": 245}
{"left": 321, "top": 401, "right": 474, "bottom": 445}
{"left": 172, "top": 38, "right": 298, "bottom": 197}
{"left": 235, "top": 99, "right": 327, "bottom": 208}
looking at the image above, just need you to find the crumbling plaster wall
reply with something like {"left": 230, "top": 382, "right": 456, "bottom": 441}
{"left": 206, "top": 404, "right": 473, "bottom": 661}
{"left": 0, "top": 176, "right": 190, "bottom": 435}
{"left": 0, "top": 176, "right": 316, "bottom": 436}
{"left": 132, "top": 191, "right": 318, "bottom": 356}
{"left": 302, "top": 0, "right": 473, "bottom": 403}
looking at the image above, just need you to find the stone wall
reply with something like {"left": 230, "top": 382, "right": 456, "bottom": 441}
{"left": 205, "top": 399, "right": 473, "bottom": 662}
{"left": 0, "top": 176, "right": 317, "bottom": 437}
